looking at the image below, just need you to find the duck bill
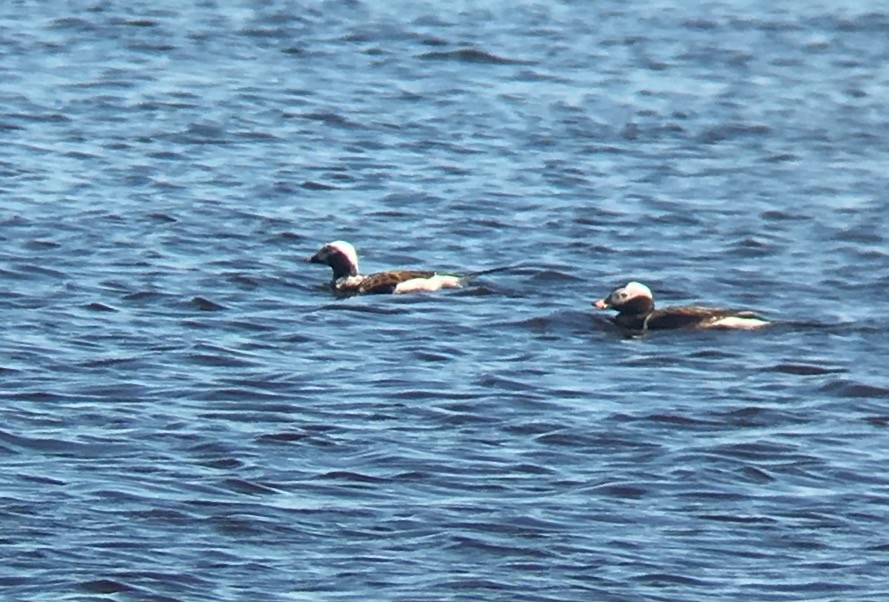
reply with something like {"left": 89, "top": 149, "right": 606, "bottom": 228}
{"left": 593, "top": 298, "right": 610, "bottom": 310}
{"left": 306, "top": 253, "right": 322, "bottom": 264}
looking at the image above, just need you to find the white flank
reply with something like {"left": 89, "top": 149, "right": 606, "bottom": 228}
{"left": 709, "top": 316, "right": 769, "bottom": 329}
{"left": 394, "top": 275, "right": 462, "bottom": 294}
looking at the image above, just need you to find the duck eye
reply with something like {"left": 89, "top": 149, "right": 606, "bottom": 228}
{"left": 617, "top": 291, "right": 628, "bottom": 299}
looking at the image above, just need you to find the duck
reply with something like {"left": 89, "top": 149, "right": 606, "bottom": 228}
{"left": 307, "top": 240, "right": 482, "bottom": 295}
{"left": 592, "top": 281, "right": 769, "bottom": 330}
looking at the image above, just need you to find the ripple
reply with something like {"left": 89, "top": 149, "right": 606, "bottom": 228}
{"left": 819, "top": 379, "right": 889, "bottom": 398}
{"left": 767, "top": 362, "right": 845, "bottom": 375}
{"left": 84, "top": 301, "right": 118, "bottom": 312}
{"left": 79, "top": 579, "right": 134, "bottom": 594}
{"left": 3, "top": 2, "right": 889, "bottom": 601}
{"left": 318, "top": 470, "right": 387, "bottom": 484}
{"left": 188, "top": 296, "right": 226, "bottom": 311}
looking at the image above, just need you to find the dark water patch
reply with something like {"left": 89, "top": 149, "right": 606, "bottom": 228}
{"left": 527, "top": 269, "right": 583, "bottom": 287}
{"left": 79, "top": 579, "right": 134, "bottom": 594}
{"left": 503, "top": 421, "right": 570, "bottom": 437}
{"left": 590, "top": 483, "right": 648, "bottom": 499}
{"left": 11, "top": 262, "right": 66, "bottom": 279}
{"left": 17, "top": 472, "right": 67, "bottom": 486}
{"left": 136, "top": 507, "right": 196, "bottom": 525}
{"left": 300, "top": 112, "right": 361, "bottom": 128}
{"left": 90, "top": 488, "right": 158, "bottom": 505}
{"left": 6, "top": 390, "right": 82, "bottom": 403}
{"left": 6, "top": 112, "right": 72, "bottom": 125}
{"left": 673, "top": 490, "right": 749, "bottom": 504}
{"left": 184, "top": 353, "right": 257, "bottom": 369}
{"left": 706, "top": 440, "right": 808, "bottom": 463}
{"left": 197, "top": 399, "right": 295, "bottom": 424}
{"left": 23, "top": 239, "right": 60, "bottom": 250}
{"left": 762, "top": 152, "right": 799, "bottom": 163}
{"left": 509, "top": 462, "right": 557, "bottom": 476}
{"left": 698, "top": 122, "right": 771, "bottom": 144}
{"left": 476, "top": 374, "right": 534, "bottom": 392}
{"left": 47, "top": 17, "right": 95, "bottom": 31}
{"left": 388, "top": 389, "right": 478, "bottom": 402}
{"left": 766, "top": 362, "right": 845, "bottom": 375}
{"left": 419, "top": 48, "right": 525, "bottom": 64}
{"left": 188, "top": 296, "right": 225, "bottom": 311}
{"left": 301, "top": 180, "right": 339, "bottom": 190}
{"left": 738, "top": 465, "right": 776, "bottom": 483}
{"left": 436, "top": 408, "right": 499, "bottom": 427}
{"left": 864, "top": 415, "right": 889, "bottom": 427}
{"left": 446, "top": 533, "right": 548, "bottom": 558}
{"left": 198, "top": 457, "right": 244, "bottom": 470}
{"left": 699, "top": 513, "right": 778, "bottom": 524}
{"left": 146, "top": 150, "right": 187, "bottom": 161}
{"left": 84, "top": 301, "right": 118, "bottom": 312}
{"left": 219, "top": 478, "right": 280, "bottom": 496}
{"left": 207, "top": 514, "right": 279, "bottom": 537}
{"left": 819, "top": 379, "right": 889, "bottom": 398}
{"left": 829, "top": 12, "right": 889, "bottom": 32}
{"left": 234, "top": 128, "right": 280, "bottom": 142}
{"left": 833, "top": 226, "right": 884, "bottom": 245}
{"left": 124, "top": 18, "right": 158, "bottom": 27}
{"left": 318, "top": 470, "right": 387, "bottom": 484}
{"left": 728, "top": 236, "right": 777, "bottom": 257}
{"left": 635, "top": 573, "right": 718, "bottom": 587}
{"left": 70, "top": 380, "right": 153, "bottom": 402}
{"left": 687, "top": 348, "right": 738, "bottom": 360}
{"left": 218, "top": 318, "right": 278, "bottom": 334}
{"left": 314, "top": 303, "right": 406, "bottom": 315}
{"left": 257, "top": 431, "right": 311, "bottom": 444}
{"left": 534, "top": 430, "right": 660, "bottom": 455}
{"left": 713, "top": 406, "right": 808, "bottom": 429}
{"left": 645, "top": 413, "right": 722, "bottom": 428}
{"left": 121, "top": 290, "right": 172, "bottom": 303}
{"left": 145, "top": 212, "right": 178, "bottom": 223}
{"left": 169, "top": 122, "right": 230, "bottom": 145}
{"left": 413, "top": 349, "right": 457, "bottom": 362}
{"left": 0, "top": 428, "right": 121, "bottom": 457}
{"left": 78, "top": 355, "right": 140, "bottom": 368}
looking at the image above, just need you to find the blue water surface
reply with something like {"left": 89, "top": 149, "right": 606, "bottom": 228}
{"left": 2, "top": 1, "right": 888, "bottom": 600}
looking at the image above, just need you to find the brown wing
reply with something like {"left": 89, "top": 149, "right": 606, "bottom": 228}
{"left": 359, "top": 270, "right": 437, "bottom": 294}
{"left": 647, "top": 306, "right": 760, "bottom": 329}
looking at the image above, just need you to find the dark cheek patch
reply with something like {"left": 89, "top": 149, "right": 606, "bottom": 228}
{"left": 617, "top": 295, "right": 653, "bottom": 315}
{"left": 326, "top": 251, "right": 357, "bottom": 279}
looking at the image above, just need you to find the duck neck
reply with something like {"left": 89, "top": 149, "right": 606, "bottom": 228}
{"left": 615, "top": 312, "right": 650, "bottom": 330}
{"left": 614, "top": 297, "right": 654, "bottom": 330}
{"left": 328, "top": 256, "right": 359, "bottom": 281}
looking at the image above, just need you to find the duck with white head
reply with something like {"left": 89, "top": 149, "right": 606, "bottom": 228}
{"left": 593, "top": 281, "right": 769, "bottom": 331}
{"left": 306, "top": 240, "right": 464, "bottom": 296}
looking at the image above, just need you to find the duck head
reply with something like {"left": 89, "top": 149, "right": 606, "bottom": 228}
{"left": 307, "top": 240, "right": 360, "bottom": 280}
{"left": 593, "top": 281, "right": 655, "bottom": 316}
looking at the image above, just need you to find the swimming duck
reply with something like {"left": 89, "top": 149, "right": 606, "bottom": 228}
{"left": 306, "top": 240, "right": 466, "bottom": 295}
{"left": 593, "top": 281, "right": 769, "bottom": 330}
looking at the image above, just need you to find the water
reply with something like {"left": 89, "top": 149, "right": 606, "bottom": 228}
{"left": 2, "top": 1, "right": 888, "bottom": 600}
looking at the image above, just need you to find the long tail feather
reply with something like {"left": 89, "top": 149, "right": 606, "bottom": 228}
{"left": 458, "top": 265, "right": 519, "bottom": 280}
